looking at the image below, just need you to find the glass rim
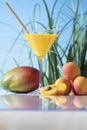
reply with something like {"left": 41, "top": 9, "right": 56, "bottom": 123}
{"left": 23, "top": 21, "right": 59, "bottom": 34}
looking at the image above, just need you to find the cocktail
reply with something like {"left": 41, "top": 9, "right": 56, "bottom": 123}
{"left": 24, "top": 27, "right": 58, "bottom": 88}
{"left": 5, "top": 2, "right": 58, "bottom": 93}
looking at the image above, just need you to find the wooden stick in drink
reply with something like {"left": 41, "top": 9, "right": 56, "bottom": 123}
{"left": 5, "top": 2, "right": 29, "bottom": 33}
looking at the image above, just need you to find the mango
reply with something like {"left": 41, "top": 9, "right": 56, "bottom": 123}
{"left": 1, "top": 66, "right": 39, "bottom": 93}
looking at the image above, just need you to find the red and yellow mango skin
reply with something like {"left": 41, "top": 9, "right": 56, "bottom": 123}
{"left": 1, "top": 66, "right": 39, "bottom": 93}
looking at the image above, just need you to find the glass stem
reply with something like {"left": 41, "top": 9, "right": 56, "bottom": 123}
{"left": 38, "top": 59, "right": 43, "bottom": 88}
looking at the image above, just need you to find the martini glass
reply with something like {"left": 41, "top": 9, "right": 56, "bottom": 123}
{"left": 24, "top": 24, "right": 58, "bottom": 90}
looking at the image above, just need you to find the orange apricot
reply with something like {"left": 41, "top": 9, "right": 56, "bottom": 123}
{"left": 57, "top": 83, "right": 71, "bottom": 95}
{"left": 40, "top": 83, "right": 71, "bottom": 96}
{"left": 55, "top": 78, "right": 71, "bottom": 95}
{"left": 62, "top": 62, "right": 80, "bottom": 81}
{"left": 73, "top": 76, "right": 87, "bottom": 95}
{"left": 55, "top": 77, "right": 71, "bottom": 87}
{"left": 40, "top": 84, "right": 58, "bottom": 96}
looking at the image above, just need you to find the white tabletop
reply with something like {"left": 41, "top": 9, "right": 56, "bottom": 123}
{"left": 0, "top": 111, "right": 87, "bottom": 130}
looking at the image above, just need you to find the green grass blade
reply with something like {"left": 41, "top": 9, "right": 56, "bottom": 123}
{"left": 42, "top": 0, "right": 52, "bottom": 28}
{"left": 54, "top": 0, "right": 66, "bottom": 28}
{"left": 13, "top": 58, "right": 20, "bottom": 67}
{"left": 2, "top": 30, "right": 23, "bottom": 69}
{"left": 51, "top": 0, "right": 58, "bottom": 16}
{"left": 33, "top": 3, "right": 40, "bottom": 29}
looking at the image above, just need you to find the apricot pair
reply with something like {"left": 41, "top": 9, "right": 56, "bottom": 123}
{"left": 40, "top": 78, "right": 71, "bottom": 96}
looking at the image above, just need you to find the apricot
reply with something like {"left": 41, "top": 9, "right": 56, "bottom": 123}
{"left": 62, "top": 62, "right": 80, "bottom": 80}
{"left": 73, "top": 76, "right": 87, "bottom": 95}
{"left": 55, "top": 78, "right": 71, "bottom": 95}
{"left": 57, "top": 83, "right": 71, "bottom": 95}
{"left": 55, "top": 77, "right": 71, "bottom": 88}
{"left": 40, "top": 84, "right": 58, "bottom": 96}
{"left": 40, "top": 83, "right": 71, "bottom": 96}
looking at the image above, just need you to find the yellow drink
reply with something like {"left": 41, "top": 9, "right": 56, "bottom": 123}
{"left": 24, "top": 33, "right": 58, "bottom": 60}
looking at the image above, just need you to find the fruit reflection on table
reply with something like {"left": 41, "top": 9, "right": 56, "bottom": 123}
{"left": 40, "top": 95, "right": 87, "bottom": 110}
{"left": 1, "top": 94, "right": 87, "bottom": 110}
{"left": 1, "top": 95, "right": 41, "bottom": 110}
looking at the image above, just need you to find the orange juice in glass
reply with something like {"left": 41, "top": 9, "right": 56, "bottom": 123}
{"left": 24, "top": 33, "right": 58, "bottom": 60}
{"left": 24, "top": 28, "right": 58, "bottom": 90}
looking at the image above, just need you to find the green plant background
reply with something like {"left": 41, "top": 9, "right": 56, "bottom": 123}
{"left": 0, "top": 0, "right": 87, "bottom": 86}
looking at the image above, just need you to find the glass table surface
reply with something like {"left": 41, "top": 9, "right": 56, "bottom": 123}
{"left": 0, "top": 88, "right": 87, "bottom": 111}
